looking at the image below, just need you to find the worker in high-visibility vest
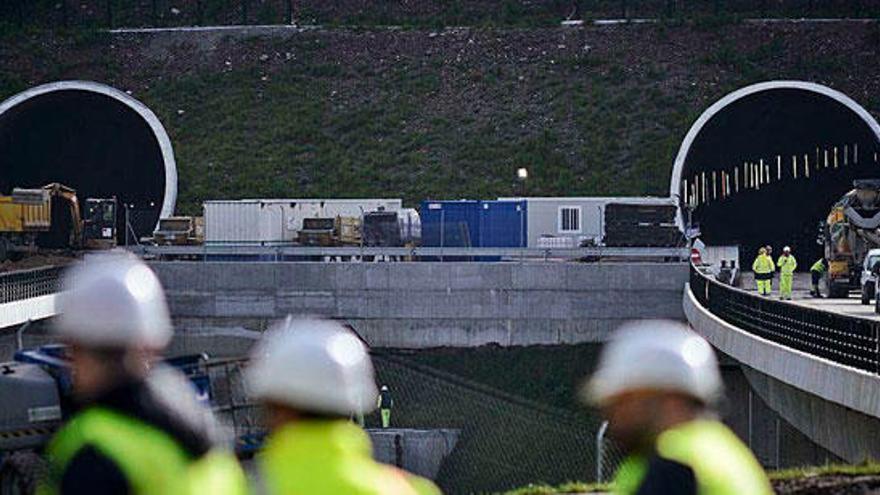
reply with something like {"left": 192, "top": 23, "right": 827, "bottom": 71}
{"left": 810, "top": 258, "right": 828, "bottom": 297}
{"left": 247, "top": 317, "right": 441, "bottom": 495}
{"left": 584, "top": 320, "right": 773, "bottom": 495}
{"left": 378, "top": 385, "right": 394, "bottom": 428}
{"left": 751, "top": 247, "right": 776, "bottom": 296}
{"left": 39, "top": 253, "right": 247, "bottom": 495}
{"left": 777, "top": 246, "right": 798, "bottom": 300}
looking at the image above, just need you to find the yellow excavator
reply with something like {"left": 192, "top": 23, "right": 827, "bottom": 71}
{"left": 0, "top": 183, "right": 117, "bottom": 261}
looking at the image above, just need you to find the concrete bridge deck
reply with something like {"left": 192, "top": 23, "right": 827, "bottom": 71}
{"left": 688, "top": 265, "right": 880, "bottom": 463}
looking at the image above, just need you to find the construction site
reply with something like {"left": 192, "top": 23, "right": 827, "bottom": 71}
{"left": 3, "top": 2, "right": 880, "bottom": 494}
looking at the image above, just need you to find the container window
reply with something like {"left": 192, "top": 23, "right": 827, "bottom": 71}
{"left": 558, "top": 206, "right": 581, "bottom": 233}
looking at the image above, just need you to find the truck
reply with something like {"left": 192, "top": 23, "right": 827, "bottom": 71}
{"left": 821, "top": 179, "right": 880, "bottom": 299}
{"left": 0, "top": 183, "right": 117, "bottom": 262}
{"left": 152, "top": 216, "right": 205, "bottom": 246}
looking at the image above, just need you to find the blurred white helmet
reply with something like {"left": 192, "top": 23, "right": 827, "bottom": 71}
{"left": 55, "top": 252, "right": 172, "bottom": 349}
{"left": 584, "top": 320, "right": 721, "bottom": 406}
{"left": 247, "top": 317, "right": 378, "bottom": 415}
{"left": 783, "top": 246, "right": 791, "bottom": 253}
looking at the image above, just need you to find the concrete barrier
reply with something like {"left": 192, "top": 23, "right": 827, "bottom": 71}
{"left": 151, "top": 261, "right": 688, "bottom": 347}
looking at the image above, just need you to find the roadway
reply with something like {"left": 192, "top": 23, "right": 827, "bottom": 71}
{"left": 739, "top": 271, "right": 880, "bottom": 321}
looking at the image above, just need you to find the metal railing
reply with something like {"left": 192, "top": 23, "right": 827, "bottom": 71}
{"left": 0, "top": 266, "right": 64, "bottom": 305}
{"left": 130, "top": 244, "right": 688, "bottom": 261}
{"left": 690, "top": 263, "right": 880, "bottom": 374}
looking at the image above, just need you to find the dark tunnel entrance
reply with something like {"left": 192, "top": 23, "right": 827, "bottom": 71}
{"left": 673, "top": 82, "right": 880, "bottom": 266}
{"left": 0, "top": 82, "right": 177, "bottom": 243}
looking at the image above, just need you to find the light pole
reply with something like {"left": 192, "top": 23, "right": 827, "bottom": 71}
{"left": 516, "top": 168, "right": 529, "bottom": 253}
{"left": 516, "top": 167, "right": 529, "bottom": 196}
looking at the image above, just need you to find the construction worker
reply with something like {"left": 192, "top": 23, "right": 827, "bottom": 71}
{"left": 584, "top": 320, "right": 772, "bottom": 495}
{"left": 39, "top": 253, "right": 247, "bottom": 495}
{"left": 247, "top": 317, "right": 442, "bottom": 495}
{"left": 378, "top": 385, "right": 394, "bottom": 428}
{"left": 810, "top": 258, "right": 829, "bottom": 297}
{"left": 777, "top": 246, "right": 798, "bottom": 300}
{"left": 751, "top": 247, "right": 775, "bottom": 296}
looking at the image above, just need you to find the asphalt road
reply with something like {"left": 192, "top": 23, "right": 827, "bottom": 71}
{"left": 738, "top": 272, "right": 880, "bottom": 321}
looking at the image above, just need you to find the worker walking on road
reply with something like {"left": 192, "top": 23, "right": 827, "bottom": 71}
{"left": 810, "top": 258, "right": 829, "bottom": 298}
{"left": 378, "top": 385, "right": 394, "bottom": 428}
{"left": 777, "top": 246, "right": 798, "bottom": 300}
{"left": 247, "top": 317, "right": 442, "bottom": 495}
{"left": 39, "top": 253, "right": 247, "bottom": 495}
{"left": 752, "top": 247, "right": 775, "bottom": 296}
{"left": 584, "top": 320, "right": 772, "bottom": 495}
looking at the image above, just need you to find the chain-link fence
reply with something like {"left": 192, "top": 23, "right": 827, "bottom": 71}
{"left": 1, "top": 0, "right": 878, "bottom": 30}
{"left": 205, "top": 348, "right": 625, "bottom": 494}
{"left": 371, "top": 352, "right": 624, "bottom": 493}
{"left": 207, "top": 351, "right": 625, "bottom": 494}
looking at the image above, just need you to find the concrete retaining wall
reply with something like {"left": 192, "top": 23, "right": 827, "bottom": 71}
{"left": 150, "top": 261, "right": 688, "bottom": 348}
{"left": 684, "top": 283, "right": 880, "bottom": 462}
{"left": 370, "top": 428, "right": 460, "bottom": 480}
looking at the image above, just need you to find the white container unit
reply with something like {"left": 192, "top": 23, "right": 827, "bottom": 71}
{"left": 498, "top": 196, "right": 677, "bottom": 248}
{"left": 204, "top": 199, "right": 403, "bottom": 244}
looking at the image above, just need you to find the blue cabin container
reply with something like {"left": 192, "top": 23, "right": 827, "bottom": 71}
{"left": 420, "top": 200, "right": 527, "bottom": 248}
{"left": 479, "top": 200, "right": 527, "bottom": 248}
{"left": 420, "top": 200, "right": 482, "bottom": 247}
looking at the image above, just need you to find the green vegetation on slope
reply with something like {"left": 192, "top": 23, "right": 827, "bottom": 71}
{"left": 1, "top": 22, "right": 879, "bottom": 213}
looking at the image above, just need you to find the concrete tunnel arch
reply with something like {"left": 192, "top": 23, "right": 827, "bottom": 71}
{"left": 669, "top": 81, "right": 880, "bottom": 262}
{"left": 0, "top": 80, "right": 177, "bottom": 241}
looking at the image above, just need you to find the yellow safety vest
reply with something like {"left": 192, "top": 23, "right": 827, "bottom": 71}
{"left": 752, "top": 254, "right": 775, "bottom": 274}
{"left": 259, "top": 420, "right": 442, "bottom": 495}
{"left": 777, "top": 255, "right": 797, "bottom": 275}
{"left": 612, "top": 419, "right": 772, "bottom": 495}
{"left": 39, "top": 407, "right": 247, "bottom": 495}
{"left": 811, "top": 259, "right": 826, "bottom": 273}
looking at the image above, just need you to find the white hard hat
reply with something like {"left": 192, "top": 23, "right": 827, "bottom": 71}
{"left": 55, "top": 252, "right": 172, "bottom": 349}
{"left": 783, "top": 246, "right": 791, "bottom": 252}
{"left": 247, "top": 317, "right": 378, "bottom": 415}
{"left": 584, "top": 320, "right": 721, "bottom": 406}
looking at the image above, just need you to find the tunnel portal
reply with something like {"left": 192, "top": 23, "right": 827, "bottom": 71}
{"left": 0, "top": 81, "right": 177, "bottom": 242}
{"left": 672, "top": 82, "right": 880, "bottom": 264}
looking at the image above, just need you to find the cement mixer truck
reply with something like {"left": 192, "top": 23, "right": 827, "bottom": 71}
{"left": 822, "top": 179, "right": 880, "bottom": 299}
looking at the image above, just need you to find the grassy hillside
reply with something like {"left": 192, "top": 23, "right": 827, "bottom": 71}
{"left": 1, "top": 21, "right": 879, "bottom": 213}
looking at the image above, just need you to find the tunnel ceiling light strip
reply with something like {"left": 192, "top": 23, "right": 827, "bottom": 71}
{"left": 670, "top": 81, "right": 880, "bottom": 227}
{"left": 0, "top": 80, "right": 177, "bottom": 222}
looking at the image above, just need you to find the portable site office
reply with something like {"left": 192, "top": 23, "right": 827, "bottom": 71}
{"left": 203, "top": 199, "right": 403, "bottom": 244}
{"left": 497, "top": 197, "right": 680, "bottom": 248}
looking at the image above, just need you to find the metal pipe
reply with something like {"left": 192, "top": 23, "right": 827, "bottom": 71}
{"left": 16, "top": 320, "right": 32, "bottom": 351}
{"left": 596, "top": 420, "right": 609, "bottom": 483}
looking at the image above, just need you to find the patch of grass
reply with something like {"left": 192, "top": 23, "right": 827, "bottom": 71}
{"left": 770, "top": 461, "right": 880, "bottom": 481}
{"left": 497, "top": 481, "right": 609, "bottom": 494}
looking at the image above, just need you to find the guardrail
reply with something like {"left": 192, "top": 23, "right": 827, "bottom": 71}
{"left": 130, "top": 245, "right": 688, "bottom": 261}
{"left": 0, "top": 266, "right": 64, "bottom": 305}
{"left": 689, "top": 263, "right": 880, "bottom": 374}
